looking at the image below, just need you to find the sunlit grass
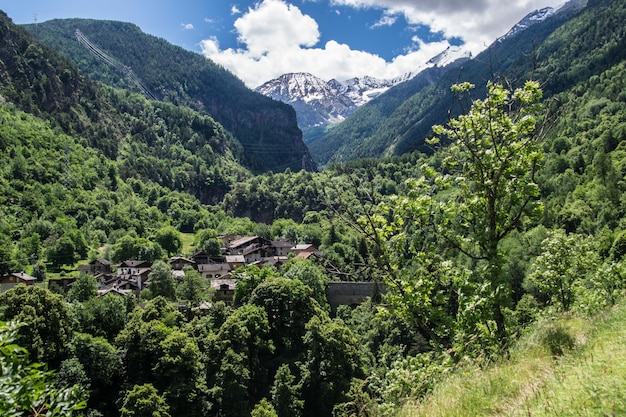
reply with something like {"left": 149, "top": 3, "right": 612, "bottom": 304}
{"left": 398, "top": 301, "right": 626, "bottom": 417}
{"left": 179, "top": 232, "right": 195, "bottom": 256}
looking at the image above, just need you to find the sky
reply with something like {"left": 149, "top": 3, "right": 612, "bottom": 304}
{"left": 1, "top": 0, "right": 564, "bottom": 88}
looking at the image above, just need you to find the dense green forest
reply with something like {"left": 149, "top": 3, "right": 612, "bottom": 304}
{"left": 1, "top": 0, "right": 626, "bottom": 415}
{"left": 23, "top": 18, "right": 316, "bottom": 174}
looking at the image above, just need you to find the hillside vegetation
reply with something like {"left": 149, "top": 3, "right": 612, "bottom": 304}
{"left": 24, "top": 18, "right": 315, "bottom": 173}
{"left": 399, "top": 299, "right": 626, "bottom": 416}
{"left": 0, "top": 1, "right": 626, "bottom": 416}
{"left": 311, "top": 0, "right": 624, "bottom": 166}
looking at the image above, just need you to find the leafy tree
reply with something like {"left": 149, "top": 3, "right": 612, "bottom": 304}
{"left": 271, "top": 364, "right": 303, "bottom": 417}
{"left": 0, "top": 240, "right": 20, "bottom": 277}
{"left": 435, "top": 81, "right": 545, "bottom": 345}
{"left": 528, "top": 229, "right": 598, "bottom": 311}
{"left": 282, "top": 259, "right": 329, "bottom": 309}
{"left": 0, "top": 320, "right": 87, "bottom": 417}
{"left": 148, "top": 260, "right": 176, "bottom": 301}
{"left": 75, "top": 293, "right": 128, "bottom": 342}
{"left": 249, "top": 277, "right": 319, "bottom": 358}
{"left": 67, "top": 273, "right": 98, "bottom": 302}
{"left": 155, "top": 225, "right": 182, "bottom": 256}
{"left": 176, "top": 267, "right": 211, "bottom": 308}
{"left": 120, "top": 384, "right": 171, "bottom": 417}
{"left": 208, "top": 304, "right": 274, "bottom": 417}
{"left": 300, "top": 316, "right": 364, "bottom": 417}
{"left": 47, "top": 235, "right": 78, "bottom": 269}
{"left": 251, "top": 398, "right": 278, "bottom": 417}
{"left": 233, "top": 265, "right": 277, "bottom": 305}
{"left": 154, "top": 330, "right": 206, "bottom": 417}
{"left": 0, "top": 286, "right": 74, "bottom": 368}
{"left": 71, "top": 332, "right": 122, "bottom": 415}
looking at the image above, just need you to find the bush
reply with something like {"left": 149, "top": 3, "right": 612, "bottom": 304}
{"left": 538, "top": 322, "right": 576, "bottom": 357}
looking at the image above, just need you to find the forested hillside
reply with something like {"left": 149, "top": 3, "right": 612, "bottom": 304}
{"left": 23, "top": 18, "right": 315, "bottom": 173}
{"left": 311, "top": 0, "right": 624, "bottom": 166}
{"left": 1, "top": 0, "right": 626, "bottom": 416}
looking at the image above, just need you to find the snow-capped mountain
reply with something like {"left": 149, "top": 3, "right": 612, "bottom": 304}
{"left": 256, "top": 73, "right": 357, "bottom": 128}
{"left": 255, "top": 0, "right": 579, "bottom": 132}
{"left": 327, "top": 76, "right": 397, "bottom": 107}
{"left": 255, "top": 47, "right": 470, "bottom": 130}
{"left": 499, "top": 0, "right": 587, "bottom": 41}
{"left": 499, "top": 7, "right": 556, "bottom": 41}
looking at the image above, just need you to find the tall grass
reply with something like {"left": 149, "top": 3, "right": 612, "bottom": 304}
{"left": 398, "top": 302, "right": 626, "bottom": 416}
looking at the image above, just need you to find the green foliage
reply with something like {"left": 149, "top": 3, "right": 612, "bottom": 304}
{"left": 0, "top": 320, "right": 87, "bottom": 417}
{"left": 271, "top": 364, "right": 303, "bottom": 417}
{"left": 120, "top": 384, "right": 171, "bottom": 417}
{"left": 233, "top": 265, "right": 277, "bottom": 306}
{"left": 369, "top": 353, "right": 451, "bottom": 413}
{"left": 208, "top": 304, "right": 274, "bottom": 417}
{"left": 74, "top": 293, "right": 128, "bottom": 342}
{"left": 0, "top": 286, "right": 74, "bottom": 368}
{"left": 528, "top": 229, "right": 598, "bottom": 311}
{"left": 154, "top": 226, "right": 182, "bottom": 256}
{"left": 301, "top": 316, "right": 365, "bottom": 417}
{"left": 71, "top": 332, "right": 122, "bottom": 414}
{"left": 148, "top": 261, "right": 176, "bottom": 301}
{"left": 282, "top": 259, "right": 330, "bottom": 309}
{"left": 249, "top": 277, "right": 319, "bottom": 358}
{"left": 67, "top": 273, "right": 98, "bottom": 302}
{"left": 251, "top": 398, "right": 278, "bottom": 417}
{"left": 176, "top": 268, "right": 211, "bottom": 308}
{"left": 536, "top": 321, "right": 576, "bottom": 357}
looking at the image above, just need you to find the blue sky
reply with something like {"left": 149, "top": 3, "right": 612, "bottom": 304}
{"left": 1, "top": 0, "right": 563, "bottom": 87}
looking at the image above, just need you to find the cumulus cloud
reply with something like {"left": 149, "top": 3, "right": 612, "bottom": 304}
{"left": 201, "top": 0, "right": 452, "bottom": 87}
{"left": 181, "top": 23, "right": 194, "bottom": 30}
{"left": 231, "top": 5, "right": 241, "bottom": 15}
{"left": 331, "top": 0, "right": 564, "bottom": 54}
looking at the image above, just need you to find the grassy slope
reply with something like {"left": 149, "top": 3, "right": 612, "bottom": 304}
{"left": 399, "top": 300, "right": 626, "bottom": 416}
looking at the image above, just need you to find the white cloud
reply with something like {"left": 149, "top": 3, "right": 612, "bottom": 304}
{"left": 370, "top": 14, "right": 397, "bottom": 29}
{"left": 181, "top": 23, "right": 194, "bottom": 30}
{"left": 200, "top": 0, "right": 452, "bottom": 87}
{"left": 330, "top": 0, "right": 565, "bottom": 54}
{"left": 231, "top": 5, "right": 241, "bottom": 15}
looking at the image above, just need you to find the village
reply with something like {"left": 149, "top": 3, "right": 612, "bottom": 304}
{"left": 1, "top": 235, "right": 316, "bottom": 300}
{"left": 0, "top": 234, "right": 381, "bottom": 313}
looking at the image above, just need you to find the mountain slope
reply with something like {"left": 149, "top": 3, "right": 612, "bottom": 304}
{"left": 0, "top": 10, "right": 248, "bottom": 204}
{"left": 310, "top": 0, "right": 594, "bottom": 165}
{"left": 23, "top": 18, "right": 315, "bottom": 173}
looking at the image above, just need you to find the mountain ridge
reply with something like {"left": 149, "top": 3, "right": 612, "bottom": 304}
{"left": 308, "top": 0, "right": 593, "bottom": 166}
{"left": 255, "top": 45, "right": 471, "bottom": 140}
{"left": 23, "top": 18, "right": 316, "bottom": 174}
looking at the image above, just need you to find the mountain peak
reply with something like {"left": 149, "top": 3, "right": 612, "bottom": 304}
{"left": 499, "top": 7, "right": 556, "bottom": 40}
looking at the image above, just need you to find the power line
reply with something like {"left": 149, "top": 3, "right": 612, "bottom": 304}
{"left": 75, "top": 29, "right": 159, "bottom": 101}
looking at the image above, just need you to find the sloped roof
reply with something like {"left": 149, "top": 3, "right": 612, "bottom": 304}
{"left": 4, "top": 272, "right": 36, "bottom": 282}
{"left": 228, "top": 236, "right": 260, "bottom": 249}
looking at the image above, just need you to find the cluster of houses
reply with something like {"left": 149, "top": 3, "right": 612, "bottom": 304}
{"left": 0, "top": 235, "right": 319, "bottom": 302}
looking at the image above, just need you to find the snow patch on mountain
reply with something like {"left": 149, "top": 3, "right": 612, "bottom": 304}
{"left": 499, "top": 7, "right": 556, "bottom": 40}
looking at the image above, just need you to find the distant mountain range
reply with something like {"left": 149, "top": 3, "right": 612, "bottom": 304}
{"left": 255, "top": 46, "right": 471, "bottom": 135}
{"left": 254, "top": 3, "right": 569, "bottom": 144}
